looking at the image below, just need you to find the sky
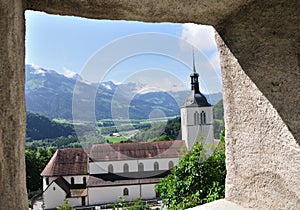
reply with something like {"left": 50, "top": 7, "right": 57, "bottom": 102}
{"left": 25, "top": 11, "right": 222, "bottom": 94}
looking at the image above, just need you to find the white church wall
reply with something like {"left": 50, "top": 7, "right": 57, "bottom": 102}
{"left": 139, "top": 158, "right": 179, "bottom": 171}
{"left": 89, "top": 158, "right": 179, "bottom": 175}
{"left": 89, "top": 160, "right": 138, "bottom": 174}
{"left": 68, "top": 197, "right": 82, "bottom": 207}
{"left": 181, "top": 106, "right": 214, "bottom": 150}
{"left": 43, "top": 182, "right": 66, "bottom": 209}
{"left": 182, "top": 106, "right": 213, "bottom": 126}
{"left": 141, "top": 184, "right": 156, "bottom": 199}
{"left": 63, "top": 175, "right": 88, "bottom": 185}
{"left": 88, "top": 185, "right": 140, "bottom": 205}
{"left": 43, "top": 176, "right": 58, "bottom": 191}
{"left": 88, "top": 184, "right": 157, "bottom": 205}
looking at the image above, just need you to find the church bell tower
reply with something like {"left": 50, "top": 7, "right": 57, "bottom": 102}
{"left": 181, "top": 51, "right": 214, "bottom": 151}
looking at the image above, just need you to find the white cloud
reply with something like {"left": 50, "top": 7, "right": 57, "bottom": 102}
{"left": 209, "top": 51, "right": 221, "bottom": 73}
{"left": 180, "top": 23, "right": 216, "bottom": 52}
{"left": 122, "top": 69, "right": 189, "bottom": 93}
{"left": 63, "top": 67, "right": 77, "bottom": 78}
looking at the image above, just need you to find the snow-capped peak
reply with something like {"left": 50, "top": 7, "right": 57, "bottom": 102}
{"left": 63, "top": 67, "right": 78, "bottom": 78}
{"left": 30, "top": 64, "right": 47, "bottom": 76}
{"left": 100, "top": 81, "right": 117, "bottom": 91}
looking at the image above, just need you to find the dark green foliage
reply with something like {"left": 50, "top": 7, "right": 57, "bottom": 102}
{"left": 163, "top": 117, "right": 181, "bottom": 140}
{"left": 26, "top": 133, "right": 105, "bottom": 150}
{"left": 155, "top": 130, "right": 226, "bottom": 209}
{"left": 130, "top": 117, "right": 181, "bottom": 142}
{"left": 57, "top": 199, "right": 74, "bottom": 210}
{"left": 213, "top": 119, "right": 224, "bottom": 140}
{"left": 213, "top": 100, "right": 224, "bottom": 138}
{"left": 26, "top": 112, "right": 75, "bottom": 141}
{"left": 150, "top": 134, "right": 171, "bottom": 142}
{"left": 130, "top": 123, "right": 166, "bottom": 142}
{"left": 26, "top": 147, "right": 56, "bottom": 193}
{"left": 126, "top": 198, "right": 151, "bottom": 210}
{"left": 213, "top": 100, "right": 224, "bottom": 120}
{"left": 111, "top": 197, "right": 151, "bottom": 210}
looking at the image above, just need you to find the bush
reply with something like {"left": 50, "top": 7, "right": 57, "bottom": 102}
{"left": 155, "top": 130, "right": 226, "bottom": 209}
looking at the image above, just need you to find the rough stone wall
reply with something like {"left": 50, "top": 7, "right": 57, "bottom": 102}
{"left": 214, "top": 1, "right": 300, "bottom": 208}
{"left": 26, "top": 0, "right": 252, "bottom": 26}
{"left": 0, "top": 0, "right": 299, "bottom": 209}
{"left": 216, "top": 33, "right": 300, "bottom": 209}
{"left": 0, "top": 0, "right": 27, "bottom": 210}
{"left": 216, "top": 0, "right": 300, "bottom": 143}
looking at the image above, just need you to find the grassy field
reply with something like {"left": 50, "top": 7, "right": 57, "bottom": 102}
{"left": 105, "top": 136, "right": 128, "bottom": 143}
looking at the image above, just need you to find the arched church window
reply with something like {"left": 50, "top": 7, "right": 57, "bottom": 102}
{"left": 194, "top": 111, "right": 200, "bottom": 125}
{"left": 154, "top": 162, "right": 159, "bottom": 171}
{"left": 200, "top": 111, "right": 206, "bottom": 124}
{"left": 123, "top": 163, "right": 129, "bottom": 173}
{"left": 138, "top": 162, "right": 144, "bottom": 172}
{"left": 168, "top": 161, "right": 174, "bottom": 169}
{"left": 71, "top": 177, "right": 74, "bottom": 185}
{"left": 108, "top": 164, "right": 113, "bottom": 173}
{"left": 123, "top": 188, "right": 129, "bottom": 196}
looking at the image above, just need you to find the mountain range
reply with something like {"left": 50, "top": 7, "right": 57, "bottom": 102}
{"left": 25, "top": 64, "right": 222, "bottom": 120}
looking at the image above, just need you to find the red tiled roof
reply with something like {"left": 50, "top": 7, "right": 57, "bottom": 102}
{"left": 90, "top": 140, "right": 186, "bottom": 161}
{"left": 41, "top": 148, "right": 88, "bottom": 176}
{"left": 41, "top": 141, "right": 186, "bottom": 176}
{"left": 70, "top": 189, "right": 86, "bottom": 197}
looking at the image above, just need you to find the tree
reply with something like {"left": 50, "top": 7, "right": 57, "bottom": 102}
{"left": 26, "top": 147, "right": 56, "bottom": 193}
{"left": 213, "top": 100, "right": 225, "bottom": 138}
{"left": 155, "top": 130, "right": 226, "bottom": 209}
{"left": 112, "top": 197, "right": 151, "bottom": 210}
{"left": 57, "top": 199, "right": 74, "bottom": 210}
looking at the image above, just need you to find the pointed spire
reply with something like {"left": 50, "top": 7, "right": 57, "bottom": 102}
{"left": 192, "top": 48, "right": 196, "bottom": 73}
{"left": 182, "top": 49, "right": 211, "bottom": 107}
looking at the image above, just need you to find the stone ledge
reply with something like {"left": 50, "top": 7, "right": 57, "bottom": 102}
{"left": 188, "top": 199, "right": 254, "bottom": 210}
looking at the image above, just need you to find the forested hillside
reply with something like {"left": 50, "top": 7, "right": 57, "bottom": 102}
{"left": 26, "top": 112, "right": 75, "bottom": 141}
{"left": 213, "top": 100, "right": 224, "bottom": 138}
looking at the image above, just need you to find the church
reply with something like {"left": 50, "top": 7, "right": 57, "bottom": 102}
{"left": 41, "top": 56, "right": 214, "bottom": 209}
